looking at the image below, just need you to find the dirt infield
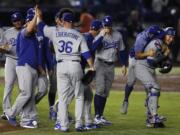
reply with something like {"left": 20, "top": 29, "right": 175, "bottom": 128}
{"left": 90, "top": 74, "right": 180, "bottom": 92}
{"left": 112, "top": 74, "right": 180, "bottom": 91}
{"left": 0, "top": 120, "right": 23, "bottom": 132}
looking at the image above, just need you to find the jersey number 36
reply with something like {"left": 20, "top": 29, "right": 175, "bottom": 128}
{"left": 58, "top": 40, "right": 73, "bottom": 53}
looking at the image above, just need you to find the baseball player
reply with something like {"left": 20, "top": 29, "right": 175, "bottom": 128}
{"left": 37, "top": 9, "right": 94, "bottom": 132}
{"left": 0, "top": 12, "right": 23, "bottom": 119}
{"left": 134, "top": 27, "right": 175, "bottom": 127}
{"left": 94, "top": 15, "right": 127, "bottom": 125}
{"left": 5, "top": 6, "right": 40, "bottom": 128}
{"left": 121, "top": 25, "right": 165, "bottom": 114}
{"left": 81, "top": 20, "right": 109, "bottom": 130}
{"left": 34, "top": 26, "right": 54, "bottom": 105}
{"left": 48, "top": 8, "right": 74, "bottom": 121}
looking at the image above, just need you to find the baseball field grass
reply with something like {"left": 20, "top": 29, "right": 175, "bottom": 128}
{"left": 0, "top": 89, "right": 180, "bottom": 135}
{"left": 0, "top": 67, "right": 180, "bottom": 135}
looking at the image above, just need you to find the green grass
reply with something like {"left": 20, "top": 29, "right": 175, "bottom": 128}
{"left": 0, "top": 66, "right": 180, "bottom": 77}
{"left": 0, "top": 81, "right": 180, "bottom": 135}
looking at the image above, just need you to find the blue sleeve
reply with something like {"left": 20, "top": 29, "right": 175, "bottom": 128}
{"left": 91, "top": 36, "right": 104, "bottom": 52}
{"left": 45, "top": 38, "right": 54, "bottom": 70}
{"left": 37, "top": 22, "right": 46, "bottom": 36}
{"left": 119, "top": 50, "right": 128, "bottom": 66}
{"left": 81, "top": 51, "right": 92, "bottom": 60}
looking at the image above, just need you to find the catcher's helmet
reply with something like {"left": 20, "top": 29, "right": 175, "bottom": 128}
{"left": 90, "top": 20, "right": 102, "bottom": 31}
{"left": 164, "top": 27, "right": 176, "bottom": 36}
{"left": 11, "top": 12, "right": 23, "bottom": 22}
{"left": 102, "top": 15, "right": 113, "bottom": 27}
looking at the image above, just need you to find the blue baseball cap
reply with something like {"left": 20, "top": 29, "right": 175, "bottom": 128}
{"left": 90, "top": 20, "right": 102, "bottom": 31}
{"left": 27, "top": 8, "right": 35, "bottom": 16}
{"left": 11, "top": 12, "right": 23, "bottom": 22}
{"left": 26, "top": 14, "right": 34, "bottom": 22}
{"left": 62, "top": 13, "right": 74, "bottom": 23}
{"left": 102, "top": 15, "right": 113, "bottom": 27}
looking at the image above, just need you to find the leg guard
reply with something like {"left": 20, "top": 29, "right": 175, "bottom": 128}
{"left": 147, "top": 88, "right": 160, "bottom": 116}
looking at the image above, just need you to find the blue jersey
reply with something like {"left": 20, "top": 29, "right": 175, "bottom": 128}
{"left": 37, "top": 29, "right": 54, "bottom": 71}
{"left": 16, "top": 28, "right": 39, "bottom": 69}
{"left": 133, "top": 26, "right": 164, "bottom": 57}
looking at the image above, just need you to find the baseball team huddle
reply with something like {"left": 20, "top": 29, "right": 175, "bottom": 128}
{"left": 0, "top": 5, "right": 176, "bottom": 132}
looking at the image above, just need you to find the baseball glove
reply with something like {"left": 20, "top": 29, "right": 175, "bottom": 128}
{"left": 159, "top": 60, "right": 172, "bottom": 74}
{"left": 82, "top": 70, "right": 96, "bottom": 85}
{"left": 0, "top": 44, "right": 11, "bottom": 53}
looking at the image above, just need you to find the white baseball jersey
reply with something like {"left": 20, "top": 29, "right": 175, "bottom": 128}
{"left": 3, "top": 27, "right": 19, "bottom": 59}
{"left": 43, "top": 26, "right": 89, "bottom": 61}
{"left": 136, "top": 38, "right": 163, "bottom": 67}
{"left": 95, "top": 29, "right": 125, "bottom": 62}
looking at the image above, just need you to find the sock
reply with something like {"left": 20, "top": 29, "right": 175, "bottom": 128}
{"left": 48, "top": 91, "right": 56, "bottom": 107}
{"left": 94, "top": 94, "right": 101, "bottom": 117}
{"left": 99, "top": 96, "right": 107, "bottom": 117}
{"left": 124, "top": 84, "right": 133, "bottom": 102}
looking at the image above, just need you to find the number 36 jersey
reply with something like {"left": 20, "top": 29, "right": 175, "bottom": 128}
{"left": 43, "top": 26, "right": 89, "bottom": 61}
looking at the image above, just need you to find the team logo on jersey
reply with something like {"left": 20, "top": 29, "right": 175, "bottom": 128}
{"left": 9, "top": 38, "right": 16, "bottom": 46}
{"left": 104, "top": 41, "right": 118, "bottom": 49}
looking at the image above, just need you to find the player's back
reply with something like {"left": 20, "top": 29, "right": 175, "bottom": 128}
{"left": 53, "top": 27, "right": 87, "bottom": 61}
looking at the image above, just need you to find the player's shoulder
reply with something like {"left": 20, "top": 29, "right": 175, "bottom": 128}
{"left": 112, "top": 29, "right": 123, "bottom": 39}
{"left": 4, "top": 27, "right": 16, "bottom": 34}
{"left": 44, "top": 25, "right": 56, "bottom": 32}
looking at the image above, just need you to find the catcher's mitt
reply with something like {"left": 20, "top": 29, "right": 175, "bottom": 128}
{"left": 82, "top": 70, "right": 96, "bottom": 85}
{"left": 159, "top": 60, "right": 172, "bottom": 74}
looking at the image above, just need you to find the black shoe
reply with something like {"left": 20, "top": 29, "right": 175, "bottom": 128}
{"left": 76, "top": 126, "right": 86, "bottom": 132}
{"left": 154, "top": 122, "right": 165, "bottom": 128}
{"left": 1, "top": 113, "right": 8, "bottom": 120}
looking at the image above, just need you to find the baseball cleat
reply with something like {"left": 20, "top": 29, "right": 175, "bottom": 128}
{"left": 121, "top": 101, "right": 128, "bottom": 114}
{"left": 100, "top": 116, "right": 112, "bottom": 126}
{"left": 94, "top": 115, "right": 102, "bottom": 125}
{"left": 54, "top": 122, "right": 69, "bottom": 132}
{"left": 84, "top": 123, "right": 100, "bottom": 130}
{"left": 21, "top": 120, "right": 38, "bottom": 129}
{"left": 54, "top": 122, "right": 61, "bottom": 130}
{"left": 49, "top": 107, "right": 57, "bottom": 121}
{"left": 1, "top": 113, "right": 8, "bottom": 120}
{"left": 5, "top": 114, "right": 18, "bottom": 126}
{"left": 147, "top": 114, "right": 167, "bottom": 125}
{"left": 154, "top": 122, "right": 165, "bottom": 128}
{"left": 76, "top": 126, "right": 86, "bottom": 132}
{"left": 146, "top": 119, "right": 153, "bottom": 128}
